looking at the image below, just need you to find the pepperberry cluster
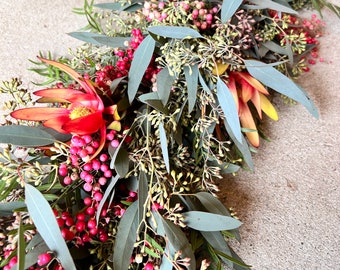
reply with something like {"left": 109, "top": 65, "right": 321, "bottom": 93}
{"left": 95, "top": 28, "right": 159, "bottom": 94}
{"left": 142, "top": 1, "right": 220, "bottom": 31}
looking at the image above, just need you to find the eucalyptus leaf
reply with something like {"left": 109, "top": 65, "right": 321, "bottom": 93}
{"left": 25, "top": 184, "right": 76, "bottom": 270}
{"left": 201, "top": 231, "right": 233, "bottom": 268}
{"left": 159, "top": 215, "right": 196, "bottom": 270}
{"left": 198, "top": 71, "right": 212, "bottom": 95}
{"left": 221, "top": 0, "right": 243, "bottom": 23}
{"left": 216, "top": 77, "right": 242, "bottom": 144}
{"left": 223, "top": 120, "right": 254, "bottom": 170}
{"left": 92, "top": 36, "right": 130, "bottom": 48}
{"left": 24, "top": 234, "right": 49, "bottom": 269}
{"left": 38, "top": 126, "right": 72, "bottom": 143}
{"left": 183, "top": 211, "right": 242, "bottom": 231}
{"left": 244, "top": 60, "right": 319, "bottom": 118}
{"left": 160, "top": 253, "right": 174, "bottom": 270}
{"left": 0, "top": 201, "right": 26, "bottom": 216}
{"left": 156, "top": 67, "right": 175, "bottom": 105}
{"left": 0, "top": 126, "right": 56, "bottom": 147}
{"left": 159, "top": 122, "right": 170, "bottom": 174}
{"left": 17, "top": 217, "right": 25, "bottom": 270}
{"left": 138, "top": 172, "right": 148, "bottom": 224}
{"left": 245, "top": 0, "right": 298, "bottom": 14}
{"left": 184, "top": 64, "right": 199, "bottom": 113}
{"left": 194, "top": 192, "right": 241, "bottom": 241}
{"left": 139, "top": 92, "right": 170, "bottom": 114}
{"left": 94, "top": 1, "right": 143, "bottom": 12}
{"left": 113, "top": 201, "right": 139, "bottom": 270}
{"left": 148, "top": 26, "right": 202, "bottom": 39}
{"left": 96, "top": 174, "right": 119, "bottom": 224}
{"left": 67, "top": 32, "right": 104, "bottom": 45}
{"left": 128, "top": 35, "right": 155, "bottom": 103}
{"left": 262, "top": 41, "right": 293, "bottom": 64}
{"left": 194, "top": 192, "right": 231, "bottom": 216}
{"left": 114, "top": 146, "right": 130, "bottom": 178}
{"left": 110, "top": 76, "right": 126, "bottom": 94}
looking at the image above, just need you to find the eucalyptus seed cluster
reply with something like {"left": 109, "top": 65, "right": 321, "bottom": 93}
{"left": 280, "top": 30, "right": 307, "bottom": 54}
{"left": 68, "top": 44, "right": 116, "bottom": 74}
{"left": 258, "top": 22, "right": 281, "bottom": 42}
{"left": 0, "top": 145, "right": 55, "bottom": 192}
{"left": 157, "top": 40, "right": 201, "bottom": 77}
{"left": 0, "top": 79, "right": 35, "bottom": 119}
{"left": 290, "top": 0, "right": 310, "bottom": 10}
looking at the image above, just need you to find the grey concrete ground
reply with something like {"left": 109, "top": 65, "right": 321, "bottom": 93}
{"left": 0, "top": 1, "right": 339, "bottom": 270}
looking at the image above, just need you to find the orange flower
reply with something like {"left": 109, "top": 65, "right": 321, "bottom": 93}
{"left": 11, "top": 87, "right": 105, "bottom": 135}
{"left": 226, "top": 71, "right": 278, "bottom": 147}
{"left": 11, "top": 57, "right": 120, "bottom": 159}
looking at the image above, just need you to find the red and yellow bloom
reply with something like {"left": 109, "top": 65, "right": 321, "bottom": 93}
{"left": 11, "top": 57, "right": 120, "bottom": 159}
{"left": 226, "top": 71, "right": 278, "bottom": 147}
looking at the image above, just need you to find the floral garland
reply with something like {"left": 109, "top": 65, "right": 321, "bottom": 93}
{"left": 0, "top": 0, "right": 338, "bottom": 269}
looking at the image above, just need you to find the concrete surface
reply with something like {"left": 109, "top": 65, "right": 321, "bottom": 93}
{"left": 0, "top": 1, "right": 339, "bottom": 270}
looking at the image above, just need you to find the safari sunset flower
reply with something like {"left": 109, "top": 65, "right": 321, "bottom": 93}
{"left": 227, "top": 71, "right": 279, "bottom": 147}
{"left": 11, "top": 58, "right": 107, "bottom": 135}
{"left": 11, "top": 58, "right": 121, "bottom": 160}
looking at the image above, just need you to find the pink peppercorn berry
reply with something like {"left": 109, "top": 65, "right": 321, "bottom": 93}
{"left": 144, "top": 262, "right": 154, "bottom": 270}
{"left": 37, "top": 252, "right": 52, "bottom": 266}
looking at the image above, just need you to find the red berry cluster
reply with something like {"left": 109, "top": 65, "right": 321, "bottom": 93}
{"left": 190, "top": 1, "right": 219, "bottom": 30}
{"left": 95, "top": 29, "right": 159, "bottom": 93}
{"left": 270, "top": 12, "right": 324, "bottom": 72}
{"left": 2, "top": 249, "right": 17, "bottom": 270}
{"left": 58, "top": 134, "right": 113, "bottom": 189}
{"left": 53, "top": 188, "right": 138, "bottom": 247}
{"left": 143, "top": 1, "right": 220, "bottom": 31}
{"left": 3, "top": 250, "right": 59, "bottom": 270}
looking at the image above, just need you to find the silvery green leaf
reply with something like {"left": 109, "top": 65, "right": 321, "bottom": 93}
{"left": 17, "top": 217, "right": 25, "bottom": 270}
{"left": 67, "top": 32, "right": 103, "bottom": 45}
{"left": 183, "top": 211, "right": 242, "bottom": 231}
{"left": 223, "top": 120, "right": 254, "bottom": 170}
{"left": 128, "top": 35, "right": 155, "bottom": 103}
{"left": 25, "top": 184, "right": 76, "bottom": 270}
{"left": 159, "top": 215, "right": 196, "bottom": 270}
{"left": 245, "top": 0, "right": 298, "bottom": 14}
{"left": 147, "top": 26, "right": 202, "bottom": 39}
{"left": 114, "top": 146, "right": 130, "bottom": 178}
{"left": 221, "top": 0, "right": 243, "bottom": 23}
{"left": 113, "top": 201, "right": 139, "bottom": 270}
{"left": 139, "top": 92, "right": 169, "bottom": 114}
{"left": 159, "top": 122, "right": 170, "bottom": 174}
{"left": 194, "top": 192, "right": 231, "bottom": 216}
{"left": 157, "top": 67, "right": 175, "bottom": 105}
{"left": 184, "top": 64, "right": 199, "bottom": 113}
{"left": 96, "top": 174, "right": 119, "bottom": 224}
{"left": 262, "top": 41, "right": 293, "bottom": 64}
{"left": 0, "top": 126, "right": 56, "bottom": 147}
{"left": 92, "top": 36, "right": 130, "bottom": 48}
{"left": 201, "top": 231, "right": 233, "bottom": 268}
{"left": 244, "top": 60, "right": 319, "bottom": 118}
{"left": 216, "top": 77, "right": 242, "bottom": 144}
{"left": 198, "top": 71, "right": 212, "bottom": 95}
{"left": 138, "top": 172, "right": 148, "bottom": 224}
{"left": 0, "top": 201, "right": 26, "bottom": 216}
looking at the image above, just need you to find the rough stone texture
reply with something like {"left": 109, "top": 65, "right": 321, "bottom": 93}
{"left": 0, "top": 1, "right": 339, "bottom": 270}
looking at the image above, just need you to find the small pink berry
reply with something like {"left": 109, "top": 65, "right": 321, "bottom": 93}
{"left": 98, "top": 177, "right": 107, "bottom": 185}
{"left": 93, "top": 191, "right": 103, "bottom": 202}
{"left": 83, "top": 182, "right": 93, "bottom": 192}
{"left": 111, "top": 139, "right": 120, "bottom": 148}
{"left": 84, "top": 197, "right": 92, "bottom": 206}
{"left": 75, "top": 221, "right": 86, "bottom": 232}
{"left": 37, "top": 253, "right": 52, "bottom": 266}
{"left": 144, "top": 262, "right": 154, "bottom": 270}
{"left": 63, "top": 176, "right": 72, "bottom": 185}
